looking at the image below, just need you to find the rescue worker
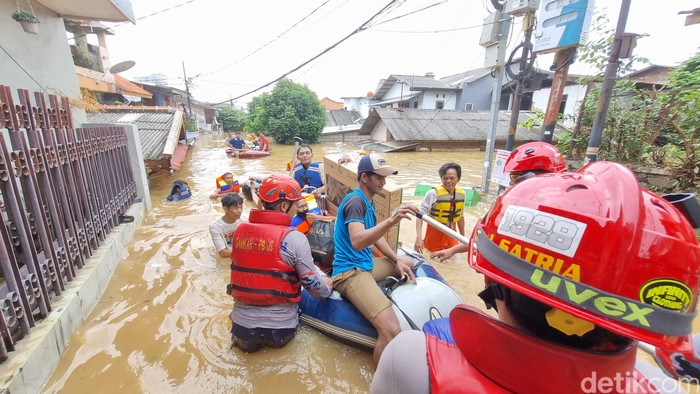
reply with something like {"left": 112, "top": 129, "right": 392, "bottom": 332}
{"left": 292, "top": 144, "right": 326, "bottom": 197}
{"left": 504, "top": 141, "right": 566, "bottom": 184}
{"left": 227, "top": 174, "right": 332, "bottom": 353}
{"left": 414, "top": 163, "right": 465, "bottom": 253}
{"left": 430, "top": 142, "right": 566, "bottom": 262}
{"left": 371, "top": 162, "right": 700, "bottom": 393}
{"left": 210, "top": 172, "right": 241, "bottom": 199}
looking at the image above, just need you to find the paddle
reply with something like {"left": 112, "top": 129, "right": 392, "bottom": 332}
{"left": 414, "top": 211, "right": 470, "bottom": 245}
{"left": 289, "top": 136, "right": 303, "bottom": 177}
{"left": 415, "top": 210, "right": 700, "bottom": 381}
{"left": 638, "top": 335, "right": 700, "bottom": 383}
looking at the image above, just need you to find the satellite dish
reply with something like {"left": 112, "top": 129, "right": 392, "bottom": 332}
{"left": 109, "top": 60, "right": 136, "bottom": 74}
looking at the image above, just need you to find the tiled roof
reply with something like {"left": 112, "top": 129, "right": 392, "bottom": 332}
{"left": 115, "top": 75, "right": 153, "bottom": 98}
{"left": 320, "top": 97, "right": 344, "bottom": 110}
{"left": 325, "top": 110, "right": 362, "bottom": 127}
{"left": 86, "top": 108, "right": 184, "bottom": 161}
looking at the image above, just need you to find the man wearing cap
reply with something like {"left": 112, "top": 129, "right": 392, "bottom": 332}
{"left": 332, "top": 153, "right": 419, "bottom": 365}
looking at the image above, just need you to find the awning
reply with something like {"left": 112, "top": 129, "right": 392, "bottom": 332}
{"left": 36, "top": 0, "right": 135, "bottom": 23}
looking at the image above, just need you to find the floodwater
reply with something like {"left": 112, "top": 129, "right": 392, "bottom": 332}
{"left": 42, "top": 133, "right": 700, "bottom": 393}
{"left": 42, "top": 133, "right": 491, "bottom": 393}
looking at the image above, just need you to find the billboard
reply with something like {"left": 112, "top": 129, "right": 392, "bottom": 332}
{"left": 533, "top": 0, "right": 596, "bottom": 54}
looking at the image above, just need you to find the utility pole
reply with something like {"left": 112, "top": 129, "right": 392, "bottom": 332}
{"left": 481, "top": 10, "right": 512, "bottom": 194}
{"left": 585, "top": 0, "right": 631, "bottom": 163}
{"left": 540, "top": 47, "right": 575, "bottom": 143}
{"left": 506, "top": 13, "right": 535, "bottom": 151}
{"left": 182, "top": 61, "right": 193, "bottom": 116}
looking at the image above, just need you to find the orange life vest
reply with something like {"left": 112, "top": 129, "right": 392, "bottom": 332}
{"left": 216, "top": 175, "right": 241, "bottom": 194}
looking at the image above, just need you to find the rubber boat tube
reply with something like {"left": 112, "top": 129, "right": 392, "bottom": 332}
{"left": 299, "top": 247, "right": 463, "bottom": 351}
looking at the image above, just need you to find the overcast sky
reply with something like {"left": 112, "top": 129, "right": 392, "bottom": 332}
{"left": 102, "top": 0, "right": 700, "bottom": 106}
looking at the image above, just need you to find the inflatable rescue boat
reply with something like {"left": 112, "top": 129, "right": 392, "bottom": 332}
{"left": 226, "top": 148, "right": 271, "bottom": 159}
{"left": 300, "top": 247, "right": 462, "bottom": 351}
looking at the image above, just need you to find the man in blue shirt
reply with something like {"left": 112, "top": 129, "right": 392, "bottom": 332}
{"left": 292, "top": 144, "right": 326, "bottom": 197}
{"left": 227, "top": 131, "right": 248, "bottom": 157}
{"left": 332, "top": 153, "right": 418, "bottom": 365}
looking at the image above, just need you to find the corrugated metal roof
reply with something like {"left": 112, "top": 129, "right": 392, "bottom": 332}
{"left": 362, "top": 108, "right": 565, "bottom": 142}
{"left": 374, "top": 74, "right": 457, "bottom": 99}
{"left": 325, "top": 110, "right": 362, "bottom": 127}
{"left": 439, "top": 69, "right": 492, "bottom": 87}
{"left": 87, "top": 109, "right": 184, "bottom": 160}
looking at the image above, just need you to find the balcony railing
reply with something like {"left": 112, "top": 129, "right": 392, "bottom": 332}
{"left": 0, "top": 86, "right": 137, "bottom": 363}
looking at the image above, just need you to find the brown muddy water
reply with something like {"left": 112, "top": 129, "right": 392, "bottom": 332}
{"left": 42, "top": 133, "right": 700, "bottom": 393}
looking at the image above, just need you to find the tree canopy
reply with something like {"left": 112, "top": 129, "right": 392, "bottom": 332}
{"left": 548, "top": 14, "right": 699, "bottom": 192}
{"left": 217, "top": 106, "right": 247, "bottom": 131}
{"left": 244, "top": 79, "right": 326, "bottom": 144}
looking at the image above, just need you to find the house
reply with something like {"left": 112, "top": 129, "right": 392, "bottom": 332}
{"left": 623, "top": 65, "right": 674, "bottom": 90}
{"left": 320, "top": 97, "right": 344, "bottom": 110}
{"left": 441, "top": 66, "right": 588, "bottom": 128}
{"left": 357, "top": 107, "right": 565, "bottom": 151}
{"left": 64, "top": 19, "right": 152, "bottom": 107}
{"left": 319, "top": 109, "right": 364, "bottom": 144}
{"left": 371, "top": 73, "right": 461, "bottom": 110}
{"left": 1, "top": 0, "right": 135, "bottom": 125}
{"left": 87, "top": 107, "right": 189, "bottom": 176}
{"left": 135, "top": 82, "right": 221, "bottom": 132}
{"left": 341, "top": 95, "right": 373, "bottom": 119}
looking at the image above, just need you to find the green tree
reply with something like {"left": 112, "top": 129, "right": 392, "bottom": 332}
{"left": 244, "top": 93, "right": 271, "bottom": 134}
{"left": 244, "top": 79, "right": 326, "bottom": 144}
{"left": 550, "top": 13, "right": 698, "bottom": 191}
{"left": 218, "top": 106, "right": 247, "bottom": 131}
{"left": 185, "top": 116, "right": 197, "bottom": 132}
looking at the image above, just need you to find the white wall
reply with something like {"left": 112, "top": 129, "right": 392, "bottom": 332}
{"left": 342, "top": 97, "right": 371, "bottom": 119}
{"left": 531, "top": 84, "right": 588, "bottom": 128}
{"left": 420, "top": 90, "right": 457, "bottom": 110}
{"left": 1, "top": 1, "right": 86, "bottom": 125}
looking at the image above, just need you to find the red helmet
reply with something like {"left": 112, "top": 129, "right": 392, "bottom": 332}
{"left": 469, "top": 161, "right": 700, "bottom": 350}
{"left": 504, "top": 142, "right": 566, "bottom": 174}
{"left": 257, "top": 174, "right": 303, "bottom": 203}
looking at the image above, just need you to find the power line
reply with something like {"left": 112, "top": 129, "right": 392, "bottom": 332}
{"left": 195, "top": 0, "right": 334, "bottom": 79}
{"left": 67, "top": 0, "right": 200, "bottom": 43}
{"left": 0, "top": 44, "right": 49, "bottom": 94}
{"left": 210, "top": 0, "right": 404, "bottom": 105}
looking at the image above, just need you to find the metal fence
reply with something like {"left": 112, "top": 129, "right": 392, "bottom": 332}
{"left": 0, "top": 86, "right": 137, "bottom": 363}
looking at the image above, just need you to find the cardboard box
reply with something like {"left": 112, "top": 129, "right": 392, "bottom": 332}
{"left": 324, "top": 154, "right": 403, "bottom": 249}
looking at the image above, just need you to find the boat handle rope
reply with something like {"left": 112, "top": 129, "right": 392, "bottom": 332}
{"left": 379, "top": 276, "right": 420, "bottom": 331}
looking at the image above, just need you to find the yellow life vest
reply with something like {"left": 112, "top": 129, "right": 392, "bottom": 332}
{"left": 429, "top": 186, "right": 465, "bottom": 225}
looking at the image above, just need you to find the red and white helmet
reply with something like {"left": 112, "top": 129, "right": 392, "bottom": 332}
{"left": 504, "top": 142, "right": 566, "bottom": 174}
{"left": 257, "top": 174, "right": 303, "bottom": 203}
{"left": 469, "top": 161, "right": 700, "bottom": 350}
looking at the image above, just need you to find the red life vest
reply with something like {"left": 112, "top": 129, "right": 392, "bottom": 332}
{"left": 426, "top": 305, "right": 659, "bottom": 394}
{"left": 229, "top": 209, "right": 300, "bottom": 305}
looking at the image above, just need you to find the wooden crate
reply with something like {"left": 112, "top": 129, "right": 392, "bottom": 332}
{"left": 324, "top": 154, "right": 403, "bottom": 249}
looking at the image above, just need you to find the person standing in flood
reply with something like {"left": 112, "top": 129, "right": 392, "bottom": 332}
{"left": 414, "top": 162, "right": 465, "bottom": 254}
{"left": 210, "top": 172, "right": 241, "bottom": 199}
{"left": 291, "top": 144, "right": 326, "bottom": 197}
{"left": 228, "top": 174, "right": 332, "bottom": 353}
{"left": 209, "top": 193, "right": 244, "bottom": 259}
{"left": 332, "top": 153, "right": 418, "bottom": 366}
